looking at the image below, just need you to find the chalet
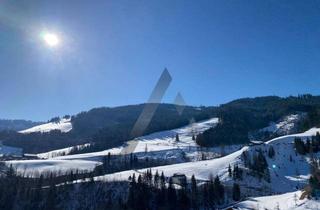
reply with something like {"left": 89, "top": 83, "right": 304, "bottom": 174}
{"left": 170, "top": 173, "right": 187, "bottom": 186}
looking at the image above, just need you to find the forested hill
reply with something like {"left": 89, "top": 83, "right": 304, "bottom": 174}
{"left": 196, "top": 94, "right": 320, "bottom": 147}
{"left": 3, "top": 95, "right": 320, "bottom": 153}
{"left": 70, "top": 103, "right": 214, "bottom": 137}
{"left": 1, "top": 104, "right": 215, "bottom": 153}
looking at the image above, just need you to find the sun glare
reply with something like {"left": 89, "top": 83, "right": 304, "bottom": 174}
{"left": 42, "top": 32, "right": 60, "bottom": 47}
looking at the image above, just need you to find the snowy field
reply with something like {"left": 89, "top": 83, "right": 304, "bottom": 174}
{"left": 85, "top": 146, "right": 247, "bottom": 183}
{"left": 8, "top": 118, "right": 222, "bottom": 175}
{"left": 37, "top": 143, "right": 91, "bottom": 159}
{"left": 71, "top": 127, "right": 320, "bottom": 195}
{"left": 257, "top": 113, "right": 306, "bottom": 136}
{"left": 19, "top": 117, "right": 72, "bottom": 134}
{"left": 233, "top": 191, "right": 320, "bottom": 210}
{"left": 8, "top": 117, "right": 320, "bottom": 198}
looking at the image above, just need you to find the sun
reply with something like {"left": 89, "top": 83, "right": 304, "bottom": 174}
{"left": 42, "top": 32, "right": 60, "bottom": 47}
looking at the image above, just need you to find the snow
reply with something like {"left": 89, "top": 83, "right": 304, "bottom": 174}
{"left": 82, "top": 146, "right": 248, "bottom": 183}
{"left": 123, "top": 118, "right": 219, "bottom": 153}
{"left": 37, "top": 143, "right": 91, "bottom": 159}
{"left": 6, "top": 159, "right": 100, "bottom": 176}
{"left": 19, "top": 118, "right": 72, "bottom": 134}
{"left": 73, "top": 127, "right": 320, "bottom": 196}
{"left": 7, "top": 118, "right": 220, "bottom": 176}
{"left": 7, "top": 113, "right": 320, "bottom": 208}
{"left": 36, "top": 117, "right": 221, "bottom": 161}
{"left": 233, "top": 191, "right": 320, "bottom": 210}
{"left": 13, "top": 117, "right": 320, "bottom": 194}
{"left": 260, "top": 113, "right": 306, "bottom": 136}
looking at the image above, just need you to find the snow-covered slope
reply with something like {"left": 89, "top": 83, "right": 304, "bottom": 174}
{"left": 233, "top": 191, "right": 320, "bottom": 210}
{"left": 37, "top": 143, "right": 91, "bottom": 159}
{"left": 263, "top": 114, "right": 305, "bottom": 134}
{"left": 87, "top": 146, "right": 247, "bottom": 183}
{"left": 9, "top": 118, "right": 220, "bottom": 176}
{"left": 19, "top": 118, "right": 72, "bottom": 134}
{"left": 73, "top": 127, "right": 320, "bottom": 195}
{"left": 12, "top": 117, "right": 320, "bottom": 193}
{"left": 37, "top": 117, "right": 223, "bottom": 161}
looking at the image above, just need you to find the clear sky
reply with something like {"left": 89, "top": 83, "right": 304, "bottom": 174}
{"left": 1, "top": 0, "right": 320, "bottom": 121}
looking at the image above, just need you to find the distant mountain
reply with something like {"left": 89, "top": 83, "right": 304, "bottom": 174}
{"left": 0, "top": 119, "right": 42, "bottom": 131}
{"left": 196, "top": 94, "right": 320, "bottom": 147}
{"left": 4, "top": 94, "right": 320, "bottom": 154}
{"left": 1, "top": 103, "right": 214, "bottom": 153}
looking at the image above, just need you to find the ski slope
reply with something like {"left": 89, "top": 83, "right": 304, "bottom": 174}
{"left": 8, "top": 118, "right": 220, "bottom": 176}
{"left": 76, "top": 146, "right": 247, "bottom": 183}
{"left": 19, "top": 118, "right": 72, "bottom": 134}
{"left": 37, "top": 143, "right": 91, "bottom": 159}
{"left": 259, "top": 113, "right": 306, "bottom": 136}
{"left": 38, "top": 117, "right": 224, "bottom": 161}
{"left": 11, "top": 117, "right": 320, "bottom": 194}
{"left": 72, "top": 127, "right": 320, "bottom": 195}
{"left": 233, "top": 191, "right": 320, "bottom": 210}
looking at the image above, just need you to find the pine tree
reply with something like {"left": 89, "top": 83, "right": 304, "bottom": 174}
{"left": 45, "top": 182, "right": 57, "bottom": 210}
{"left": 145, "top": 144, "right": 148, "bottom": 153}
{"left": 160, "top": 172, "right": 166, "bottom": 190}
{"left": 175, "top": 134, "right": 180, "bottom": 142}
{"left": 177, "top": 187, "right": 190, "bottom": 210}
{"left": 228, "top": 164, "right": 232, "bottom": 177}
{"left": 208, "top": 174, "right": 215, "bottom": 207}
{"left": 214, "top": 175, "right": 224, "bottom": 204}
{"left": 268, "top": 146, "right": 275, "bottom": 158}
{"left": 232, "top": 183, "right": 241, "bottom": 201}
{"left": 167, "top": 178, "right": 177, "bottom": 209}
{"left": 127, "top": 173, "right": 136, "bottom": 209}
{"left": 294, "top": 137, "right": 306, "bottom": 155}
{"left": 154, "top": 170, "right": 159, "bottom": 188}
{"left": 191, "top": 175, "right": 198, "bottom": 210}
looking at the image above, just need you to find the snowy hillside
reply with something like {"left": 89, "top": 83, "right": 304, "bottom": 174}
{"left": 9, "top": 117, "right": 320, "bottom": 197}
{"left": 8, "top": 118, "right": 221, "bottom": 175}
{"left": 19, "top": 117, "right": 72, "bottom": 134}
{"left": 5, "top": 117, "right": 320, "bottom": 208}
{"left": 85, "top": 146, "right": 247, "bottom": 183}
{"left": 250, "top": 113, "right": 306, "bottom": 141}
{"left": 232, "top": 191, "right": 320, "bottom": 210}
{"left": 260, "top": 113, "right": 306, "bottom": 135}
{"left": 37, "top": 143, "right": 91, "bottom": 158}
{"left": 70, "top": 127, "right": 320, "bottom": 195}
{"left": 39, "top": 117, "right": 224, "bottom": 161}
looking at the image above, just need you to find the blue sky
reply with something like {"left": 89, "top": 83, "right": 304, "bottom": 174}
{"left": 1, "top": 0, "right": 320, "bottom": 121}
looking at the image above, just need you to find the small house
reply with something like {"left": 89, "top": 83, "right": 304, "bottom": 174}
{"left": 171, "top": 173, "right": 187, "bottom": 186}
